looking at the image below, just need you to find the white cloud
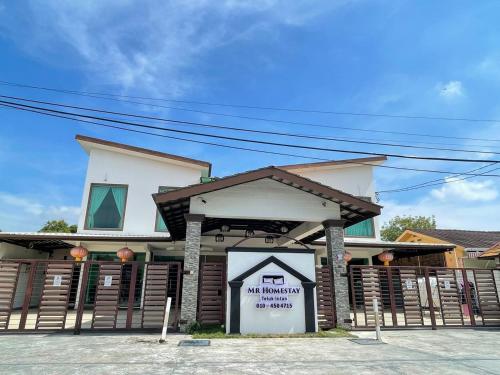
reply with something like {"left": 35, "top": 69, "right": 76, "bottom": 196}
{"left": 380, "top": 178, "right": 500, "bottom": 231}
{"left": 437, "top": 80, "right": 464, "bottom": 99}
{"left": 0, "top": 192, "right": 80, "bottom": 231}
{"left": 0, "top": 0, "right": 351, "bottom": 98}
{"left": 430, "top": 177, "right": 498, "bottom": 202}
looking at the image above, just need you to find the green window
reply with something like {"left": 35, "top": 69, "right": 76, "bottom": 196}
{"left": 85, "top": 184, "right": 127, "bottom": 230}
{"left": 155, "top": 186, "right": 176, "bottom": 232}
{"left": 345, "top": 218, "right": 374, "bottom": 237}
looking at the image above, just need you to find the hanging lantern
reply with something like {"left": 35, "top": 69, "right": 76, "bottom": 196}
{"left": 215, "top": 233, "right": 225, "bottom": 243}
{"left": 245, "top": 229, "right": 255, "bottom": 238}
{"left": 378, "top": 251, "right": 394, "bottom": 266}
{"left": 220, "top": 224, "right": 230, "bottom": 233}
{"left": 70, "top": 246, "right": 89, "bottom": 261}
{"left": 265, "top": 235, "right": 274, "bottom": 244}
{"left": 343, "top": 251, "right": 353, "bottom": 263}
{"left": 117, "top": 247, "right": 134, "bottom": 262}
{"left": 280, "top": 225, "right": 289, "bottom": 233}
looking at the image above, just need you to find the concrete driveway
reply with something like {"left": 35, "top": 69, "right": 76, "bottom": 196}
{"left": 0, "top": 329, "right": 498, "bottom": 374}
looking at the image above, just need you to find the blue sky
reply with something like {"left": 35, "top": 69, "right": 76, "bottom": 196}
{"left": 0, "top": 0, "right": 499, "bottom": 231}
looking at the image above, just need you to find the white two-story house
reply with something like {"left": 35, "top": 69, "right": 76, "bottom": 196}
{"left": 0, "top": 134, "right": 452, "bottom": 332}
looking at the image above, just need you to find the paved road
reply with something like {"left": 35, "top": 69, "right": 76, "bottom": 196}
{"left": 0, "top": 329, "right": 498, "bottom": 374}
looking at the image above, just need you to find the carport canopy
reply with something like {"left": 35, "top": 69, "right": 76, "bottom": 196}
{"left": 153, "top": 166, "right": 382, "bottom": 242}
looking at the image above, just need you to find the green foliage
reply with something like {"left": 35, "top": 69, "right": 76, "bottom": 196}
{"left": 381, "top": 215, "right": 436, "bottom": 241}
{"left": 39, "top": 220, "right": 78, "bottom": 233}
{"left": 185, "top": 321, "right": 203, "bottom": 334}
{"left": 191, "top": 327, "right": 352, "bottom": 339}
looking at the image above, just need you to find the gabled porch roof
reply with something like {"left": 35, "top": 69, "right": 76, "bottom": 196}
{"left": 153, "top": 166, "right": 382, "bottom": 241}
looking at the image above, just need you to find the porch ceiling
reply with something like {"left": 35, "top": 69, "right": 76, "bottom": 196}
{"left": 154, "top": 166, "right": 381, "bottom": 241}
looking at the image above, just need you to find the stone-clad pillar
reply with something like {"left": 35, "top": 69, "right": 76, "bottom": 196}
{"left": 180, "top": 214, "right": 204, "bottom": 332}
{"left": 323, "top": 219, "right": 351, "bottom": 329}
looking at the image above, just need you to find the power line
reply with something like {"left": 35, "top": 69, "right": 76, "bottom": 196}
{"left": 1, "top": 80, "right": 500, "bottom": 144}
{"left": 2, "top": 79, "right": 500, "bottom": 125}
{"left": 3, "top": 101, "right": 500, "bottom": 178}
{"left": 377, "top": 163, "right": 499, "bottom": 194}
{"left": 1, "top": 98, "right": 499, "bottom": 164}
{"left": 2, "top": 94, "right": 499, "bottom": 156}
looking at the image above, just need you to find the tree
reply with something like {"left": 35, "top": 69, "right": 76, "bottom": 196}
{"left": 381, "top": 215, "right": 436, "bottom": 241}
{"left": 39, "top": 220, "right": 77, "bottom": 233}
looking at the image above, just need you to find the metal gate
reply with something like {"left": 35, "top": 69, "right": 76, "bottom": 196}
{"left": 349, "top": 265, "right": 500, "bottom": 329}
{"left": 315, "top": 266, "right": 335, "bottom": 329}
{"left": 197, "top": 262, "right": 226, "bottom": 325}
{"left": 0, "top": 260, "right": 182, "bottom": 333}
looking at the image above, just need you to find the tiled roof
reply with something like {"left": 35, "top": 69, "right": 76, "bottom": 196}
{"left": 415, "top": 229, "right": 500, "bottom": 249}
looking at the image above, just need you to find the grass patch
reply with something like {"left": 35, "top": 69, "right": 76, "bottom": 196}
{"left": 191, "top": 325, "right": 353, "bottom": 339}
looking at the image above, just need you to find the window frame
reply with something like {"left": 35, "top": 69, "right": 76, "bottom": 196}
{"left": 154, "top": 186, "right": 178, "bottom": 232}
{"left": 344, "top": 218, "right": 376, "bottom": 238}
{"left": 84, "top": 183, "right": 129, "bottom": 231}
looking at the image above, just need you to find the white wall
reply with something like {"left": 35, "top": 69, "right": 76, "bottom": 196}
{"left": 287, "top": 165, "right": 380, "bottom": 238}
{"left": 78, "top": 148, "right": 204, "bottom": 234}
{"left": 191, "top": 179, "right": 341, "bottom": 222}
{"left": 0, "top": 243, "right": 49, "bottom": 260}
{"left": 226, "top": 250, "right": 317, "bottom": 334}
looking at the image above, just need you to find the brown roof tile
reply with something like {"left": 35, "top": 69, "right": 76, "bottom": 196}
{"left": 416, "top": 229, "right": 500, "bottom": 249}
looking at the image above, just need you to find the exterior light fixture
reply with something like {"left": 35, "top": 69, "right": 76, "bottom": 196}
{"left": 343, "top": 251, "right": 353, "bottom": 263}
{"left": 70, "top": 246, "right": 89, "bottom": 261}
{"left": 215, "top": 233, "right": 225, "bottom": 243}
{"left": 117, "top": 247, "right": 134, "bottom": 262}
{"left": 221, "top": 224, "right": 230, "bottom": 233}
{"left": 280, "top": 225, "right": 288, "bottom": 233}
{"left": 245, "top": 229, "right": 255, "bottom": 238}
{"left": 378, "top": 251, "right": 394, "bottom": 266}
{"left": 265, "top": 235, "right": 274, "bottom": 244}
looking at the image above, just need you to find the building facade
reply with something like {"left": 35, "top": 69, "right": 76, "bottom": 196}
{"left": 0, "top": 135, "right": 456, "bottom": 333}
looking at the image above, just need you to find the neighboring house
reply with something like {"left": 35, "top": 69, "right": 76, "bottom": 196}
{"left": 0, "top": 134, "right": 454, "bottom": 331}
{"left": 396, "top": 229, "right": 500, "bottom": 268}
{"left": 480, "top": 242, "right": 500, "bottom": 266}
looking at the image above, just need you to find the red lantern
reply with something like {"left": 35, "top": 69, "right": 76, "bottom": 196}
{"left": 117, "top": 247, "right": 134, "bottom": 262}
{"left": 343, "top": 251, "right": 353, "bottom": 263}
{"left": 378, "top": 251, "right": 394, "bottom": 266}
{"left": 70, "top": 246, "right": 88, "bottom": 261}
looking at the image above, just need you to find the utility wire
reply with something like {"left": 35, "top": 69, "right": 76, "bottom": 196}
{"left": 1, "top": 98, "right": 499, "bottom": 163}
{"left": 3, "top": 102, "right": 500, "bottom": 177}
{"left": 2, "top": 94, "right": 499, "bottom": 156}
{"left": 377, "top": 163, "right": 498, "bottom": 194}
{"left": 1, "top": 80, "right": 500, "bottom": 144}
{"left": 2, "top": 79, "right": 500, "bottom": 124}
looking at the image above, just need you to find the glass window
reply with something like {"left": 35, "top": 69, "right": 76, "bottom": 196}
{"left": 345, "top": 218, "right": 374, "bottom": 237}
{"left": 85, "top": 184, "right": 127, "bottom": 230}
{"left": 155, "top": 186, "right": 176, "bottom": 232}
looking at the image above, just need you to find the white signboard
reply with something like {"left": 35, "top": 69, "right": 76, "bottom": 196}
{"left": 104, "top": 275, "right": 113, "bottom": 287}
{"left": 53, "top": 275, "right": 62, "bottom": 287}
{"left": 444, "top": 280, "right": 451, "bottom": 290}
{"left": 247, "top": 274, "right": 300, "bottom": 309}
{"left": 405, "top": 279, "right": 413, "bottom": 289}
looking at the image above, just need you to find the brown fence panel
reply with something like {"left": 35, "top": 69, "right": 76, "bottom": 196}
{"left": 0, "top": 262, "right": 21, "bottom": 329}
{"left": 315, "top": 266, "right": 335, "bottom": 329}
{"left": 349, "top": 265, "right": 500, "bottom": 330}
{"left": 36, "top": 262, "right": 75, "bottom": 329}
{"left": 91, "top": 263, "right": 122, "bottom": 329}
{"left": 198, "top": 262, "right": 226, "bottom": 325}
{"left": 473, "top": 269, "right": 500, "bottom": 326}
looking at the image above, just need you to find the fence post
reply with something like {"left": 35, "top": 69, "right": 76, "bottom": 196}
{"left": 424, "top": 268, "right": 437, "bottom": 330}
{"left": 461, "top": 269, "right": 475, "bottom": 326}
{"left": 73, "top": 261, "right": 90, "bottom": 335}
{"left": 19, "top": 261, "right": 38, "bottom": 330}
{"left": 372, "top": 297, "right": 382, "bottom": 341}
{"left": 386, "top": 267, "right": 398, "bottom": 327}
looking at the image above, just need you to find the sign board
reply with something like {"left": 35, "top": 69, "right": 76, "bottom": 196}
{"left": 53, "top": 275, "right": 62, "bottom": 287}
{"left": 405, "top": 279, "right": 413, "bottom": 289}
{"left": 444, "top": 280, "right": 451, "bottom": 290}
{"left": 104, "top": 275, "right": 113, "bottom": 287}
{"left": 247, "top": 274, "right": 300, "bottom": 309}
